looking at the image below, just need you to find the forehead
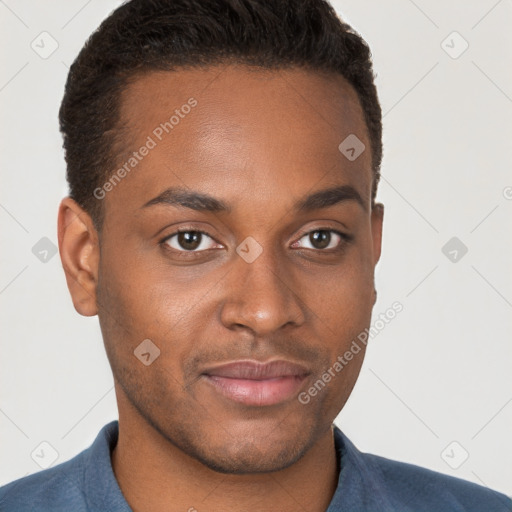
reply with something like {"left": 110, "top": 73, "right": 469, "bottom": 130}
{"left": 105, "top": 65, "right": 372, "bottom": 218}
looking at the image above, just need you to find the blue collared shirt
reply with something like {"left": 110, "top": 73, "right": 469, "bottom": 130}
{"left": 1, "top": 420, "right": 510, "bottom": 511}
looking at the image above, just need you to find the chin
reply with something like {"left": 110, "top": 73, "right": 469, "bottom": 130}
{"left": 169, "top": 414, "right": 319, "bottom": 475}
{"left": 192, "top": 437, "right": 309, "bottom": 475}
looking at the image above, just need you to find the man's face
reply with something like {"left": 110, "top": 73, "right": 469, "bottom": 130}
{"left": 94, "top": 65, "right": 383, "bottom": 474}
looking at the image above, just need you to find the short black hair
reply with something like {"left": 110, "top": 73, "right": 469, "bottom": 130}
{"left": 59, "top": 0, "right": 382, "bottom": 231}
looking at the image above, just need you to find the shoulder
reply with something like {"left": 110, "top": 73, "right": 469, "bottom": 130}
{"left": 333, "top": 427, "right": 512, "bottom": 512}
{"left": 0, "top": 451, "right": 88, "bottom": 512}
{"left": 365, "top": 451, "right": 512, "bottom": 511}
{"left": 0, "top": 421, "right": 124, "bottom": 512}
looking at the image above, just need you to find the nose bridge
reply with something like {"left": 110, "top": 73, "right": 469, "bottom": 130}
{"left": 220, "top": 238, "right": 305, "bottom": 334}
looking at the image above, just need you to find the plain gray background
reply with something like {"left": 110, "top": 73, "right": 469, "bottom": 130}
{"left": 1, "top": 0, "right": 511, "bottom": 496}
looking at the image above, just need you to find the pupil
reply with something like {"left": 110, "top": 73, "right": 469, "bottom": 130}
{"left": 311, "top": 230, "right": 330, "bottom": 249}
{"left": 178, "top": 231, "right": 201, "bottom": 251}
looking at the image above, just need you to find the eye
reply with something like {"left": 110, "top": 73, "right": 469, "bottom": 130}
{"left": 162, "top": 229, "right": 220, "bottom": 252}
{"left": 161, "top": 227, "right": 350, "bottom": 255}
{"left": 292, "top": 229, "right": 349, "bottom": 251}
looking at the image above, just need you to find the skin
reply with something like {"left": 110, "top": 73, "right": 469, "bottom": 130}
{"left": 58, "top": 64, "right": 383, "bottom": 512}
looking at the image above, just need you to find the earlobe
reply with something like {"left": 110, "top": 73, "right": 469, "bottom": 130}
{"left": 57, "top": 197, "right": 100, "bottom": 317}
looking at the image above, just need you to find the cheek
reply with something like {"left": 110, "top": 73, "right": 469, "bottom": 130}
{"left": 343, "top": 232, "right": 377, "bottom": 310}
{"left": 96, "top": 246, "right": 212, "bottom": 383}
{"left": 307, "top": 248, "right": 374, "bottom": 399}
{"left": 96, "top": 247, "right": 166, "bottom": 362}
{"left": 310, "top": 254, "right": 375, "bottom": 337}
{"left": 96, "top": 262, "right": 190, "bottom": 412}
{"left": 97, "top": 242, "right": 184, "bottom": 335}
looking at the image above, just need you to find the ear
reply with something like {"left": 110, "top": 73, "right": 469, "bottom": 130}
{"left": 371, "top": 202, "right": 384, "bottom": 305}
{"left": 371, "top": 202, "right": 384, "bottom": 266}
{"left": 57, "top": 197, "right": 100, "bottom": 317}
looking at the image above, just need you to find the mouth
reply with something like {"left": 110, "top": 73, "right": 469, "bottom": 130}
{"left": 201, "top": 359, "right": 311, "bottom": 407}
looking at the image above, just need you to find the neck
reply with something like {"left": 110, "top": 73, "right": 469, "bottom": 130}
{"left": 111, "top": 403, "right": 339, "bottom": 512}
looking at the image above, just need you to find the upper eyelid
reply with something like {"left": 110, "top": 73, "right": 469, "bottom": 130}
{"left": 161, "top": 227, "right": 349, "bottom": 250}
{"left": 296, "top": 227, "right": 347, "bottom": 240}
{"left": 161, "top": 228, "right": 214, "bottom": 243}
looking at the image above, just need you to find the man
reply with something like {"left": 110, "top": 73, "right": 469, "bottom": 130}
{"left": 0, "top": 0, "right": 510, "bottom": 511}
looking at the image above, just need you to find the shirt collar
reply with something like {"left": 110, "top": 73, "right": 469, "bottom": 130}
{"left": 328, "top": 425, "right": 396, "bottom": 512}
{"left": 82, "top": 420, "right": 132, "bottom": 512}
{"left": 81, "top": 420, "right": 391, "bottom": 512}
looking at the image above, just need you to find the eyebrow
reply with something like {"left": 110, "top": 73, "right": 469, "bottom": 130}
{"left": 141, "top": 184, "right": 366, "bottom": 213}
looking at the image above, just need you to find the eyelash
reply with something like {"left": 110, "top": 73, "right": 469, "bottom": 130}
{"left": 160, "top": 226, "right": 352, "bottom": 256}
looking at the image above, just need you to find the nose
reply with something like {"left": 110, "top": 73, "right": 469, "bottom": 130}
{"left": 219, "top": 245, "right": 306, "bottom": 336}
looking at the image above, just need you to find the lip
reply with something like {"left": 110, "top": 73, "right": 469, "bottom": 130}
{"left": 201, "top": 359, "right": 310, "bottom": 407}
